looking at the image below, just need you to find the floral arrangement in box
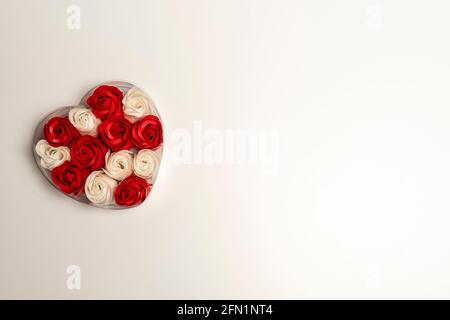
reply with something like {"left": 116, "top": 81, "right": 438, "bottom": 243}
{"left": 33, "top": 81, "right": 163, "bottom": 209}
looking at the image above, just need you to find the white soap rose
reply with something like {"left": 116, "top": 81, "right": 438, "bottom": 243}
{"left": 122, "top": 87, "right": 154, "bottom": 120}
{"left": 104, "top": 150, "right": 134, "bottom": 181}
{"left": 85, "top": 171, "right": 118, "bottom": 205}
{"left": 133, "top": 149, "right": 159, "bottom": 179}
{"left": 68, "top": 107, "right": 99, "bottom": 136}
{"left": 35, "top": 139, "right": 71, "bottom": 170}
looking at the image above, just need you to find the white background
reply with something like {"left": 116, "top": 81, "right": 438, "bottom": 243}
{"left": 1, "top": 0, "right": 450, "bottom": 299}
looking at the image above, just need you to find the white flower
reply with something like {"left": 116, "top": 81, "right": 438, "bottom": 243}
{"left": 104, "top": 150, "right": 134, "bottom": 181}
{"left": 68, "top": 107, "right": 100, "bottom": 136}
{"left": 35, "top": 139, "right": 70, "bottom": 170}
{"left": 85, "top": 171, "right": 118, "bottom": 205}
{"left": 122, "top": 87, "right": 154, "bottom": 120}
{"left": 133, "top": 149, "right": 159, "bottom": 179}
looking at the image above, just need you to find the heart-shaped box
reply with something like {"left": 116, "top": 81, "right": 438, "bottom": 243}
{"left": 33, "top": 81, "right": 163, "bottom": 209}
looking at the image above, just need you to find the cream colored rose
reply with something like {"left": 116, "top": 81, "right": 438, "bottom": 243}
{"left": 104, "top": 150, "right": 134, "bottom": 181}
{"left": 68, "top": 107, "right": 100, "bottom": 136}
{"left": 133, "top": 149, "right": 159, "bottom": 179}
{"left": 122, "top": 87, "right": 154, "bottom": 120}
{"left": 35, "top": 139, "right": 70, "bottom": 170}
{"left": 85, "top": 171, "right": 118, "bottom": 205}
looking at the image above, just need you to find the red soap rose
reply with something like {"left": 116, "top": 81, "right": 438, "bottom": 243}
{"left": 70, "top": 135, "right": 108, "bottom": 171}
{"left": 114, "top": 175, "right": 151, "bottom": 206}
{"left": 43, "top": 116, "right": 80, "bottom": 147}
{"left": 51, "top": 161, "right": 89, "bottom": 195}
{"left": 97, "top": 117, "right": 133, "bottom": 151}
{"left": 132, "top": 115, "right": 163, "bottom": 150}
{"left": 86, "top": 85, "right": 124, "bottom": 120}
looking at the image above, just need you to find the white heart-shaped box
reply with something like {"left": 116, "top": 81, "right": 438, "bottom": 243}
{"left": 33, "top": 81, "right": 163, "bottom": 209}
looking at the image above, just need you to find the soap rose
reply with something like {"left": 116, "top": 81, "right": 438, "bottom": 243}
{"left": 132, "top": 115, "right": 163, "bottom": 150}
{"left": 97, "top": 117, "right": 133, "bottom": 151}
{"left": 85, "top": 171, "right": 118, "bottom": 205}
{"left": 86, "top": 85, "right": 124, "bottom": 120}
{"left": 68, "top": 107, "right": 100, "bottom": 136}
{"left": 51, "top": 161, "right": 88, "bottom": 195}
{"left": 35, "top": 139, "right": 71, "bottom": 170}
{"left": 43, "top": 116, "right": 80, "bottom": 147}
{"left": 133, "top": 149, "right": 159, "bottom": 179}
{"left": 70, "top": 135, "right": 108, "bottom": 171}
{"left": 122, "top": 87, "right": 153, "bottom": 120}
{"left": 114, "top": 175, "right": 151, "bottom": 206}
{"left": 104, "top": 150, "right": 134, "bottom": 181}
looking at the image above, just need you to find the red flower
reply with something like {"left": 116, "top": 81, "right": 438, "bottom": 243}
{"left": 114, "top": 175, "right": 151, "bottom": 206}
{"left": 86, "top": 85, "right": 124, "bottom": 120}
{"left": 98, "top": 117, "right": 133, "bottom": 151}
{"left": 43, "top": 116, "right": 80, "bottom": 147}
{"left": 132, "top": 115, "right": 163, "bottom": 150}
{"left": 70, "top": 135, "right": 108, "bottom": 171}
{"left": 51, "top": 161, "right": 89, "bottom": 195}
